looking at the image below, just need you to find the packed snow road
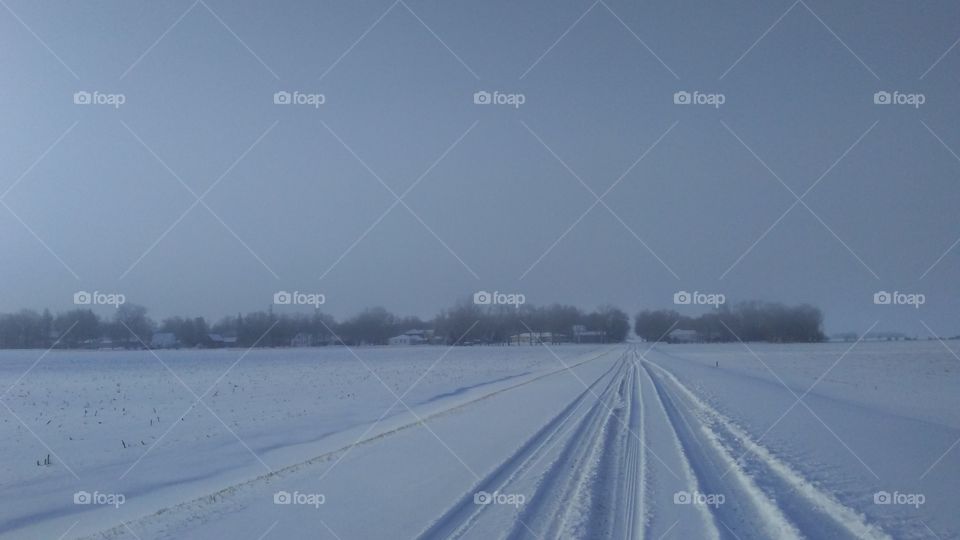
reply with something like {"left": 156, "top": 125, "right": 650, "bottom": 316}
{"left": 2, "top": 342, "right": 956, "bottom": 539}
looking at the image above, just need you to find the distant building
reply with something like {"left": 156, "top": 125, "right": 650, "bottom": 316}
{"left": 290, "top": 333, "right": 313, "bottom": 347}
{"left": 668, "top": 329, "right": 700, "bottom": 343}
{"left": 389, "top": 330, "right": 427, "bottom": 346}
{"left": 202, "top": 334, "right": 236, "bottom": 348}
{"left": 573, "top": 325, "right": 606, "bottom": 343}
{"left": 150, "top": 332, "right": 179, "bottom": 349}
{"left": 509, "top": 332, "right": 566, "bottom": 345}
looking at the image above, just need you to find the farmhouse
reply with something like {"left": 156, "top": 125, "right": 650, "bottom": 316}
{"left": 509, "top": 332, "right": 567, "bottom": 345}
{"left": 572, "top": 324, "right": 606, "bottom": 344}
{"left": 290, "top": 332, "right": 313, "bottom": 347}
{"left": 202, "top": 334, "right": 238, "bottom": 348}
{"left": 388, "top": 330, "right": 427, "bottom": 346}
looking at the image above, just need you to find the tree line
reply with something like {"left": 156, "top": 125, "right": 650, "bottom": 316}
{"left": 634, "top": 301, "right": 825, "bottom": 343}
{"left": 0, "top": 299, "right": 631, "bottom": 349}
{"left": 0, "top": 298, "right": 824, "bottom": 349}
{"left": 433, "top": 301, "right": 630, "bottom": 345}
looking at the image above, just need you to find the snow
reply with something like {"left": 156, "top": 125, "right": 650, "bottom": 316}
{"left": 0, "top": 341, "right": 956, "bottom": 539}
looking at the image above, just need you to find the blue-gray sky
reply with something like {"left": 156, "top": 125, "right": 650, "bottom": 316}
{"left": 1, "top": 0, "right": 958, "bottom": 335}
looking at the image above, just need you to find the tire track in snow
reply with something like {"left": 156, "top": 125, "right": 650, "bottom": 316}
{"left": 637, "top": 354, "right": 722, "bottom": 540}
{"left": 643, "top": 356, "right": 892, "bottom": 540}
{"left": 414, "top": 352, "right": 627, "bottom": 540}
{"left": 501, "top": 346, "right": 660, "bottom": 540}
{"left": 643, "top": 358, "right": 802, "bottom": 539}
{"left": 593, "top": 348, "right": 647, "bottom": 539}
{"left": 506, "top": 353, "right": 632, "bottom": 539}
{"left": 615, "top": 349, "right": 646, "bottom": 540}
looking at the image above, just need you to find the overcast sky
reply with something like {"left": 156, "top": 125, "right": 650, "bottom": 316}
{"left": 1, "top": 0, "right": 958, "bottom": 335}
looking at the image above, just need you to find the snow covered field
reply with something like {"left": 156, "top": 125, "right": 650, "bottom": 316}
{"left": 0, "top": 341, "right": 956, "bottom": 539}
